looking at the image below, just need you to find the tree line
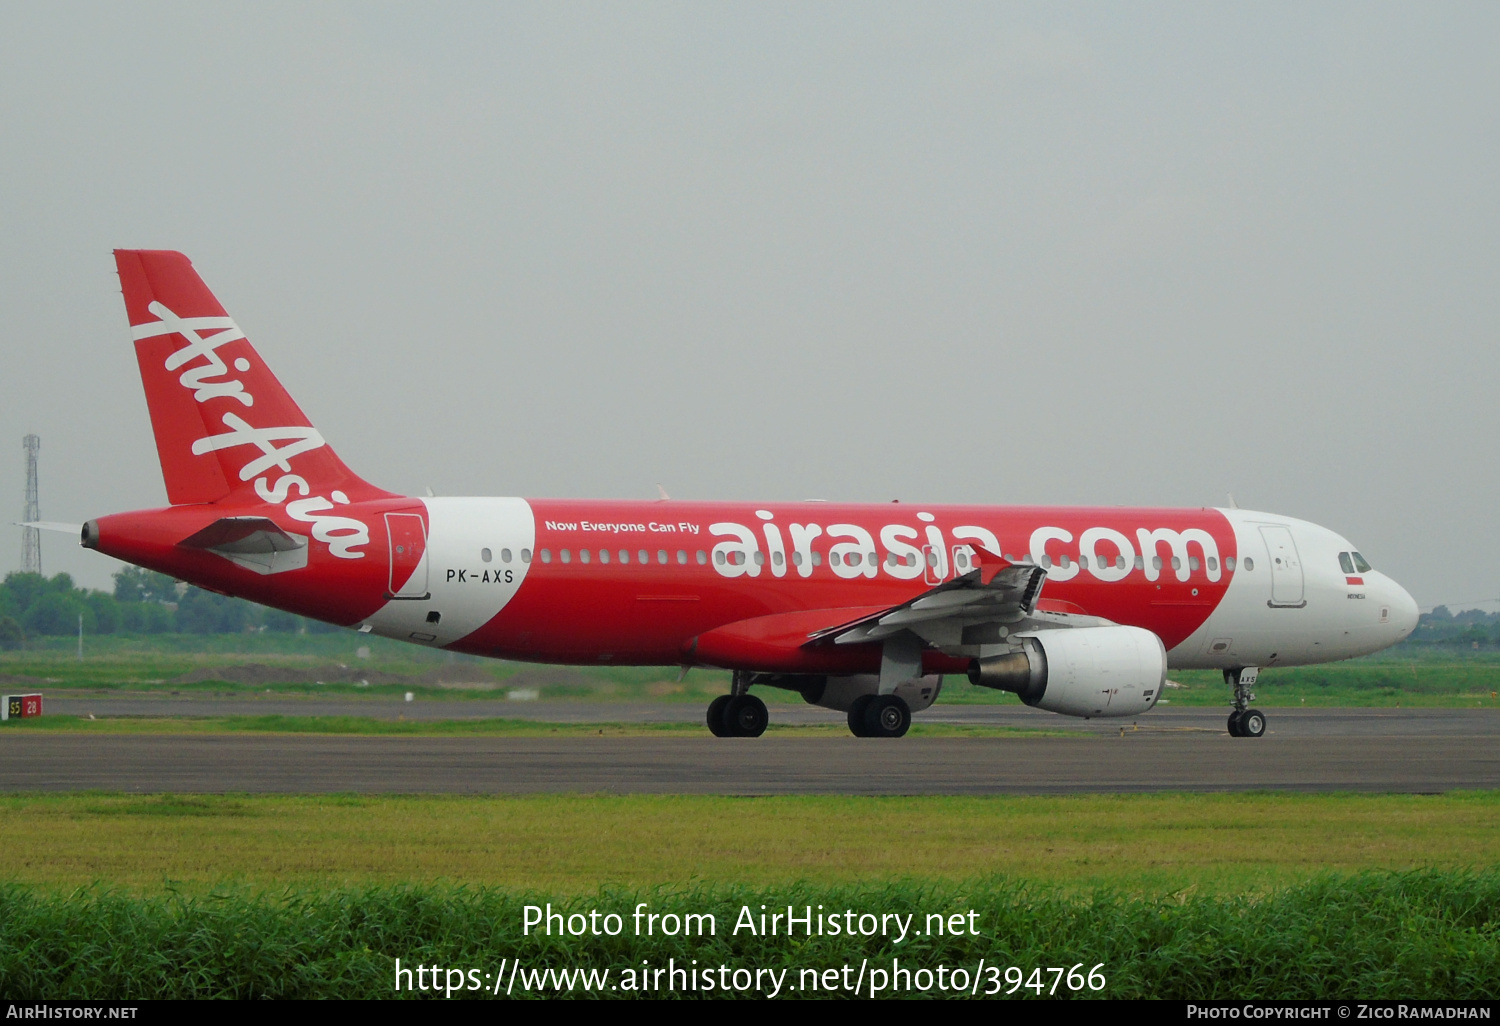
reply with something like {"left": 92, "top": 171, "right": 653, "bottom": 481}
{"left": 0, "top": 568, "right": 338, "bottom": 649}
{"left": 1404, "top": 605, "right": 1500, "bottom": 649}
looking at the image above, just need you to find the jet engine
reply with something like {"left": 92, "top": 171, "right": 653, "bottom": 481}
{"left": 797, "top": 674, "right": 943, "bottom": 713}
{"left": 967, "top": 625, "right": 1165, "bottom": 718}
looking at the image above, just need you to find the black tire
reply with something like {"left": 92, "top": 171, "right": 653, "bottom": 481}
{"left": 707, "top": 695, "right": 733, "bottom": 737}
{"left": 1239, "top": 708, "right": 1267, "bottom": 738}
{"left": 847, "top": 695, "right": 874, "bottom": 737}
{"left": 724, "top": 694, "right": 768, "bottom": 738}
{"left": 863, "top": 694, "right": 912, "bottom": 738}
{"left": 1227, "top": 710, "right": 1244, "bottom": 737}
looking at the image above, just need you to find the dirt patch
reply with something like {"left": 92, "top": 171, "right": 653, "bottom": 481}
{"left": 411, "top": 666, "right": 504, "bottom": 686}
{"left": 170, "top": 663, "right": 622, "bottom": 691}
{"left": 172, "top": 664, "right": 411, "bottom": 686}
{"left": 493, "top": 667, "right": 600, "bottom": 690}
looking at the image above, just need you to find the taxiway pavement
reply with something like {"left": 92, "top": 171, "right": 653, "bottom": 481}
{"left": 4, "top": 704, "right": 1497, "bottom": 794}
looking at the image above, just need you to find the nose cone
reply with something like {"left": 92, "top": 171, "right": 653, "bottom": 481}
{"left": 1388, "top": 578, "right": 1420, "bottom": 640}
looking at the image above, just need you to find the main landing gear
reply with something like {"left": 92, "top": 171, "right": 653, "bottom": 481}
{"left": 706, "top": 674, "right": 769, "bottom": 737}
{"left": 705, "top": 689, "right": 913, "bottom": 738}
{"left": 704, "top": 662, "right": 917, "bottom": 739}
{"left": 847, "top": 694, "right": 912, "bottom": 738}
{"left": 1225, "top": 666, "right": 1267, "bottom": 738}
{"left": 706, "top": 693, "right": 768, "bottom": 737}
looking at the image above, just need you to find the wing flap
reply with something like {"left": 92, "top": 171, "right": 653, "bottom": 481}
{"left": 806, "top": 555, "right": 1051, "bottom": 648}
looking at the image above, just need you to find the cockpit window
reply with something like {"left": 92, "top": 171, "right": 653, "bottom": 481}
{"left": 1339, "top": 552, "right": 1355, "bottom": 575}
{"left": 1351, "top": 551, "right": 1372, "bottom": 573}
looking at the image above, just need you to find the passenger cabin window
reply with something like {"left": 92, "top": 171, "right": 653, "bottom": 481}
{"left": 481, "top": 548, "right": 492, "bottom": 563}
{"left": 697, "top": 550, "right": 707, "bottom": 565}
{"left": 1225, "top": 556, "right": 1235, "bottom": 571}
{"left": 540, "top": 549, "right": 552, "bottom": 563}
{"left": 560, "top": 549, "right": 572, "bottom": 564}
{"left": 521, "top": 548, "right": 532, "bottom": 563}
{"left": 579, "top": 549, "right": 590, "bottom": 564}
{"left": 619, "top": 549, "right": 630, "bottom": 564}
{"left": 678, "top": 550, "right": 689, "bottom": 565}
{"left": 599, "top": 549, "right": 610, "bottom": 564}
{"left": 1352, "top": 552, "right": 1372, "bottom": 573}
{"left": 1243, "top": 557, "right": 1254, "bottom": 571}
{"left": 638, "top": 549, "right": 649, "bottom": 564}
{"left": 657, "top": 550, "right": 668, "bottom": 564}
{"left": 502, "top": 548, "right": 513, "bottom": 563}
{"left": 1339, "top": 552, "right": 1355, "bottom": 574}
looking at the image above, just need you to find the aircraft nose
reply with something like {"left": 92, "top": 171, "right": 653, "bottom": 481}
{"left": 1388, "top": 579, "right": 1420, "bottom": 639}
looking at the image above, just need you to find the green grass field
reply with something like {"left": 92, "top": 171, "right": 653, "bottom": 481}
{"left": 3, "top": 792, "right": 1496, "bottom": 894}
{"left": 3, "top": 793, "right": 1498, "bottom": 999}
{"left": 4, "top": 872, "right": 1498, "bottom": 999}
{"left": 4, "top": 637, "right": 1499, "bottom": 999}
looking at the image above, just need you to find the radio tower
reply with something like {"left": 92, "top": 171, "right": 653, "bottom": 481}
{"left": 21, "top": 434, "right": 40, "bottom": 575}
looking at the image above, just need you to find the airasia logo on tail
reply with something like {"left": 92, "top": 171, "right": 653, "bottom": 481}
{"left": 133, "top": 301, "right": 370, "bottom": 559}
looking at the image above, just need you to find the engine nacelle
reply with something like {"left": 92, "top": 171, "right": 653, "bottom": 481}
{"left": 967, "top": 625, "right": 1166, "bottom": 718}
{"left": 798, "top": 674, "right": 943, "bottom": 713}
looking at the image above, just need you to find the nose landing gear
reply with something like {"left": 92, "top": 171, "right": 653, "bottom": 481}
{"left": 1225, "top": 667, "right": 1267, "bottom": 738}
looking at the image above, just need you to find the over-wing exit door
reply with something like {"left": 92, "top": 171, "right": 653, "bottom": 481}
{"left": 386, "top": 512, "right": 429, "bottom": 599}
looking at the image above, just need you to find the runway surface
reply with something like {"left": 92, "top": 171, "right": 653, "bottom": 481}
{"left": 4, "top": 704, "right": 1499, "bottom": 794}
{"left": 37, "top": 691, "right": 1500, "bottom": 736}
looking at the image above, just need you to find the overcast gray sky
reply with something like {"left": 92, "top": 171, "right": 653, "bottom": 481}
{"left": 1, "top": 2, "right": 1496, "bottom": 609}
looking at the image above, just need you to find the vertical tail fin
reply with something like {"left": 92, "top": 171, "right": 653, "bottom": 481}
{"left": 115, "top": 250, "right": 389, "bottom": 506}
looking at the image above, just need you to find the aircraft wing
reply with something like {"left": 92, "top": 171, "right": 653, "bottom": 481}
{"left": 805, "top": 551, "right": 1111, "bottom": 651}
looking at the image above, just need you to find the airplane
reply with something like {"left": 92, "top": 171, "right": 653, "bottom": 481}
{"left": 66, "top": 250, "right": 1419, "bottom": 739}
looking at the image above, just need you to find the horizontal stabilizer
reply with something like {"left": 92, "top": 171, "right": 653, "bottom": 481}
{"left": 178, "top": 516, "right": 308, "bottom": 575}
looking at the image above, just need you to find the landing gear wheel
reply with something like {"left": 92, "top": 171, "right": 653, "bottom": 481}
{"left": 1239, "top": 708, "right": 1267, "bottom": 738}
{"left": 1227, "top": 710, "right": 1244, "bottom": 737}
{"left": 863, "top": 694, "right": 912, "bottom": 738}
{"left": 847, "top": 695, "right": 874, "bottom": 737}
{"left": 724, "top": 694, "right": 768, "bottom": 738}
{"left": 707, "top": 695, "right": 733, "bottom": 737}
